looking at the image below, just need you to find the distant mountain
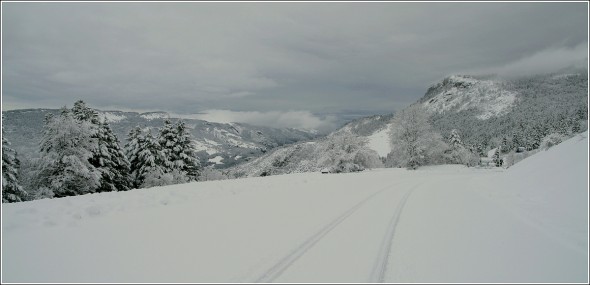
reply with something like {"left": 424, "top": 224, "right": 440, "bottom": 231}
{"left": 230, "top": 70, "right": 588, "bottom": 177}
{"left": 1, "top": 109, "right": 319, "bottom": 169}
{"left": 423, "top": 71, "right": 588, "bottom": 150}
{"left": 230, "top": 115, "right": 391, "bottom": 177}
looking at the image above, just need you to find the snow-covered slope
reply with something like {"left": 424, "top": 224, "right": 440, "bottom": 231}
{"left": 3, "top": 132, "right": 587, "bottom": 283}
{"left": 366, "top": 124, "right": 392, "bottom": 157}
{"left": 233, "top": 71, "right": 586, "bottom": 177}
{"left": 421, "top": 75, "right": 517, "bottom": 119}
{"left": 228, "top": 114, "right": 393, "bottom": 177}
{"left": 390, "top": 131, "right": 588, "bottom": 282}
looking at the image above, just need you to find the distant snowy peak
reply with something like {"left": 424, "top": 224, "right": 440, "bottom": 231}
{"left": 140, "top": 112, "right": 170, "bottom": 120}
{"left": 421, "top": 75, "right": 517, "bottom": 120}
{"left": 97, "top": 111, "right": 127, "bottom": 123}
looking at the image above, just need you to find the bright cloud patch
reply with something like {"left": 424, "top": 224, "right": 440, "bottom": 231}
{"left": 186, "top": 110, "right": 338, "bottom": 133}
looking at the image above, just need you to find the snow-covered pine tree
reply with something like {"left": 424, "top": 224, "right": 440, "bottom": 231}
{"left": 501, "top": 137, "right": 511, "bottom": 154}
{"left": 37, "top": 107, "right": 101, "bottom": 197}
{"left": 157, "top": 119, "right": 177, "bottom": 174}
{"left": 72, "top": 100, "right": 100, "bottom": 124}
{"left": 449, "top": 129, "right": 463, "bottom": 149}
{"left": 136, "top": 130, "right": 170, "bottom": 188}
{"left": 125, "top": 126, "right": 144, "bottom": 189}
{"left": 94, "top": 121, "right": 132, "bottom": 192}
{"left": 71, "top": 100, "right": 131, "bottom": 192}
{"left": 157, "top": 120, "right": 200, "bottom": 183}
{"left": 174, "top": 120, "right": 200, "bottom": 181}
{"left": 445, "top": 129, "right": 479, "bottom": 166}
{"left": 529, "top": 125, "right": 543, "bottom": 150}
{"left": 124, "top": 126, "right": 168, "bottom": 189}
{"left": 2, "top": 116, "right": 27, "bottom": 203}
{"left": 556, "top": 114, "right": 570, "bottom": 135}
{"left": 493, "top": 148, "right": 503, "bottom": 167}
{"left": 512, "top": 132, "right": 522, "bottom": 149}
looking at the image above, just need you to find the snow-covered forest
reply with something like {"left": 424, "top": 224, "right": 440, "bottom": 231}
{"left": 2, "top": 70, "right": 588, "bottom": 202}
{"left": 228, "top": 71, "right": 588, "bottom": 177}
{"left": 3, "top": 101, "right": 204, "bottom": 201}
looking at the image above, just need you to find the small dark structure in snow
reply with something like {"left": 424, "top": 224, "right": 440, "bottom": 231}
{"left": 516, "top": 146, "right": 526, "bottom": 153}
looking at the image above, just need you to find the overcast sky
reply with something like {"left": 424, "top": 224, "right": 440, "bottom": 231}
{"left": 2, "top": 2, "right": 588, "bottom": 131}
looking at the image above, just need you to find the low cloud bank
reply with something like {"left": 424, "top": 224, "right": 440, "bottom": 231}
{"left": 474, "top": 43, "right": 588, "bottom": 77}
{"left": 183, "top": 109, "right": 339, "bottom": 133}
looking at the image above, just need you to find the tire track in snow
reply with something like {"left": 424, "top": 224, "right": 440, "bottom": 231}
{"left": 253, "top": 182, "right": 399, "bottom": 283}
{"left": 369, "top": 184, "right": 417, "bottom": 283}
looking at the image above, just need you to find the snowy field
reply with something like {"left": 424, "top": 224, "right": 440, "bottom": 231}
{"left": 2, "top": 132, "right": 588, "bottom": 283}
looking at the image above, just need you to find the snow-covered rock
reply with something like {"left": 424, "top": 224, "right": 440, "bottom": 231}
{"left": 421, "top": 75, "right": 517, "bottom": 120}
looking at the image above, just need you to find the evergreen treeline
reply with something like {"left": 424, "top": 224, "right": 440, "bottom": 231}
{"left": 430, "top": 73, "right": 588, "bottom": 157}
{"left": 1, "top": 100, "right": 201, "bottom": 202}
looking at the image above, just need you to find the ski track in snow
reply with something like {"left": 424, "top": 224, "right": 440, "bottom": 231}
{"left": 253, "top": 181, "right": 401, "bottom": 283}
{"left": 369, "top": 183, "right": 417, "bottom": 283}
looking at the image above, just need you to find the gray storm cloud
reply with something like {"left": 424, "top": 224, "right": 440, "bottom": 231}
{"left": 2, "top": 2, "right": 587, "bottom": 130}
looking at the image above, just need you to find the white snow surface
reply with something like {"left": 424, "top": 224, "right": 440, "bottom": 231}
{"left": 2, "top": 132, "right": 588, "bottom": 283}
{"left": 366, "top": 124, "right": 392, "bottom": 157}
{"left": 208, "top": 155, "right": 224, "bottom": 164}
{"left": 211, "top": 128, "right": 259, "bottom": 149}
{"left": 192, "top": 139, "right": 219, "bottom": 155}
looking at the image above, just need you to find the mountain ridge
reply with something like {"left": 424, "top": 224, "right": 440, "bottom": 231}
{"left": 1, "top": 108, "right": 320, "bottom": 169}
{"left": 228, "top": 70, "right": 587, "bottom": 177}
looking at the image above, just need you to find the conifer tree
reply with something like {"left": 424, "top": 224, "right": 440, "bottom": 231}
{"left": 493, "top": 148, "right": 503, "bottom": 167}
{"left": 125, "top": 126, "right": 145, "bottom": 189}
{"left": 71, "top": 100, "right": 131, "bottom": 192}
{"left": 175, "top": 120, "right": 201, "bottom": 181}
{"left": 158, "top": 119, "right": 177, "bottom": 173}
{"left": 94, "top": 121, "right": 132, "bottom": 192}
{"left": 72, "top": 100, "right": 100, "bottom": 124}
{"left": 126, "top": 127, "right": 169, "bottom": 188}
{"left": 449, "top": 129, "right": 463, "bottom": 149}
{"left": 158, "top": 120, "right": 201, "bottom": 182}
{"left": 136, "top": 130, "right": 169, "bottom": 188}
{"left": 512, "top": 132, "right": 522, "bottom": 149}
{"left": 2, "top": 117, "right": 27, "bottom": 203}
{"left": 37, "top": 107, "right": 101, "bottom": 197}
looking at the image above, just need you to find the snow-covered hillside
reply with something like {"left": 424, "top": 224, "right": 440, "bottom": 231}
{"left": 421, "top": 75, "right": 517, "bottom": 119}
{"left": 2, "top": 109, "right": 318, "bottom": 169}
{"left": 366, "top": 124, "right": 392, "bottom": 157}
{"left": 228, "top": 114, "right": 393, "bottom": 177}
{"left": 2, "top": 132, "right": 587, "bottom": 283}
